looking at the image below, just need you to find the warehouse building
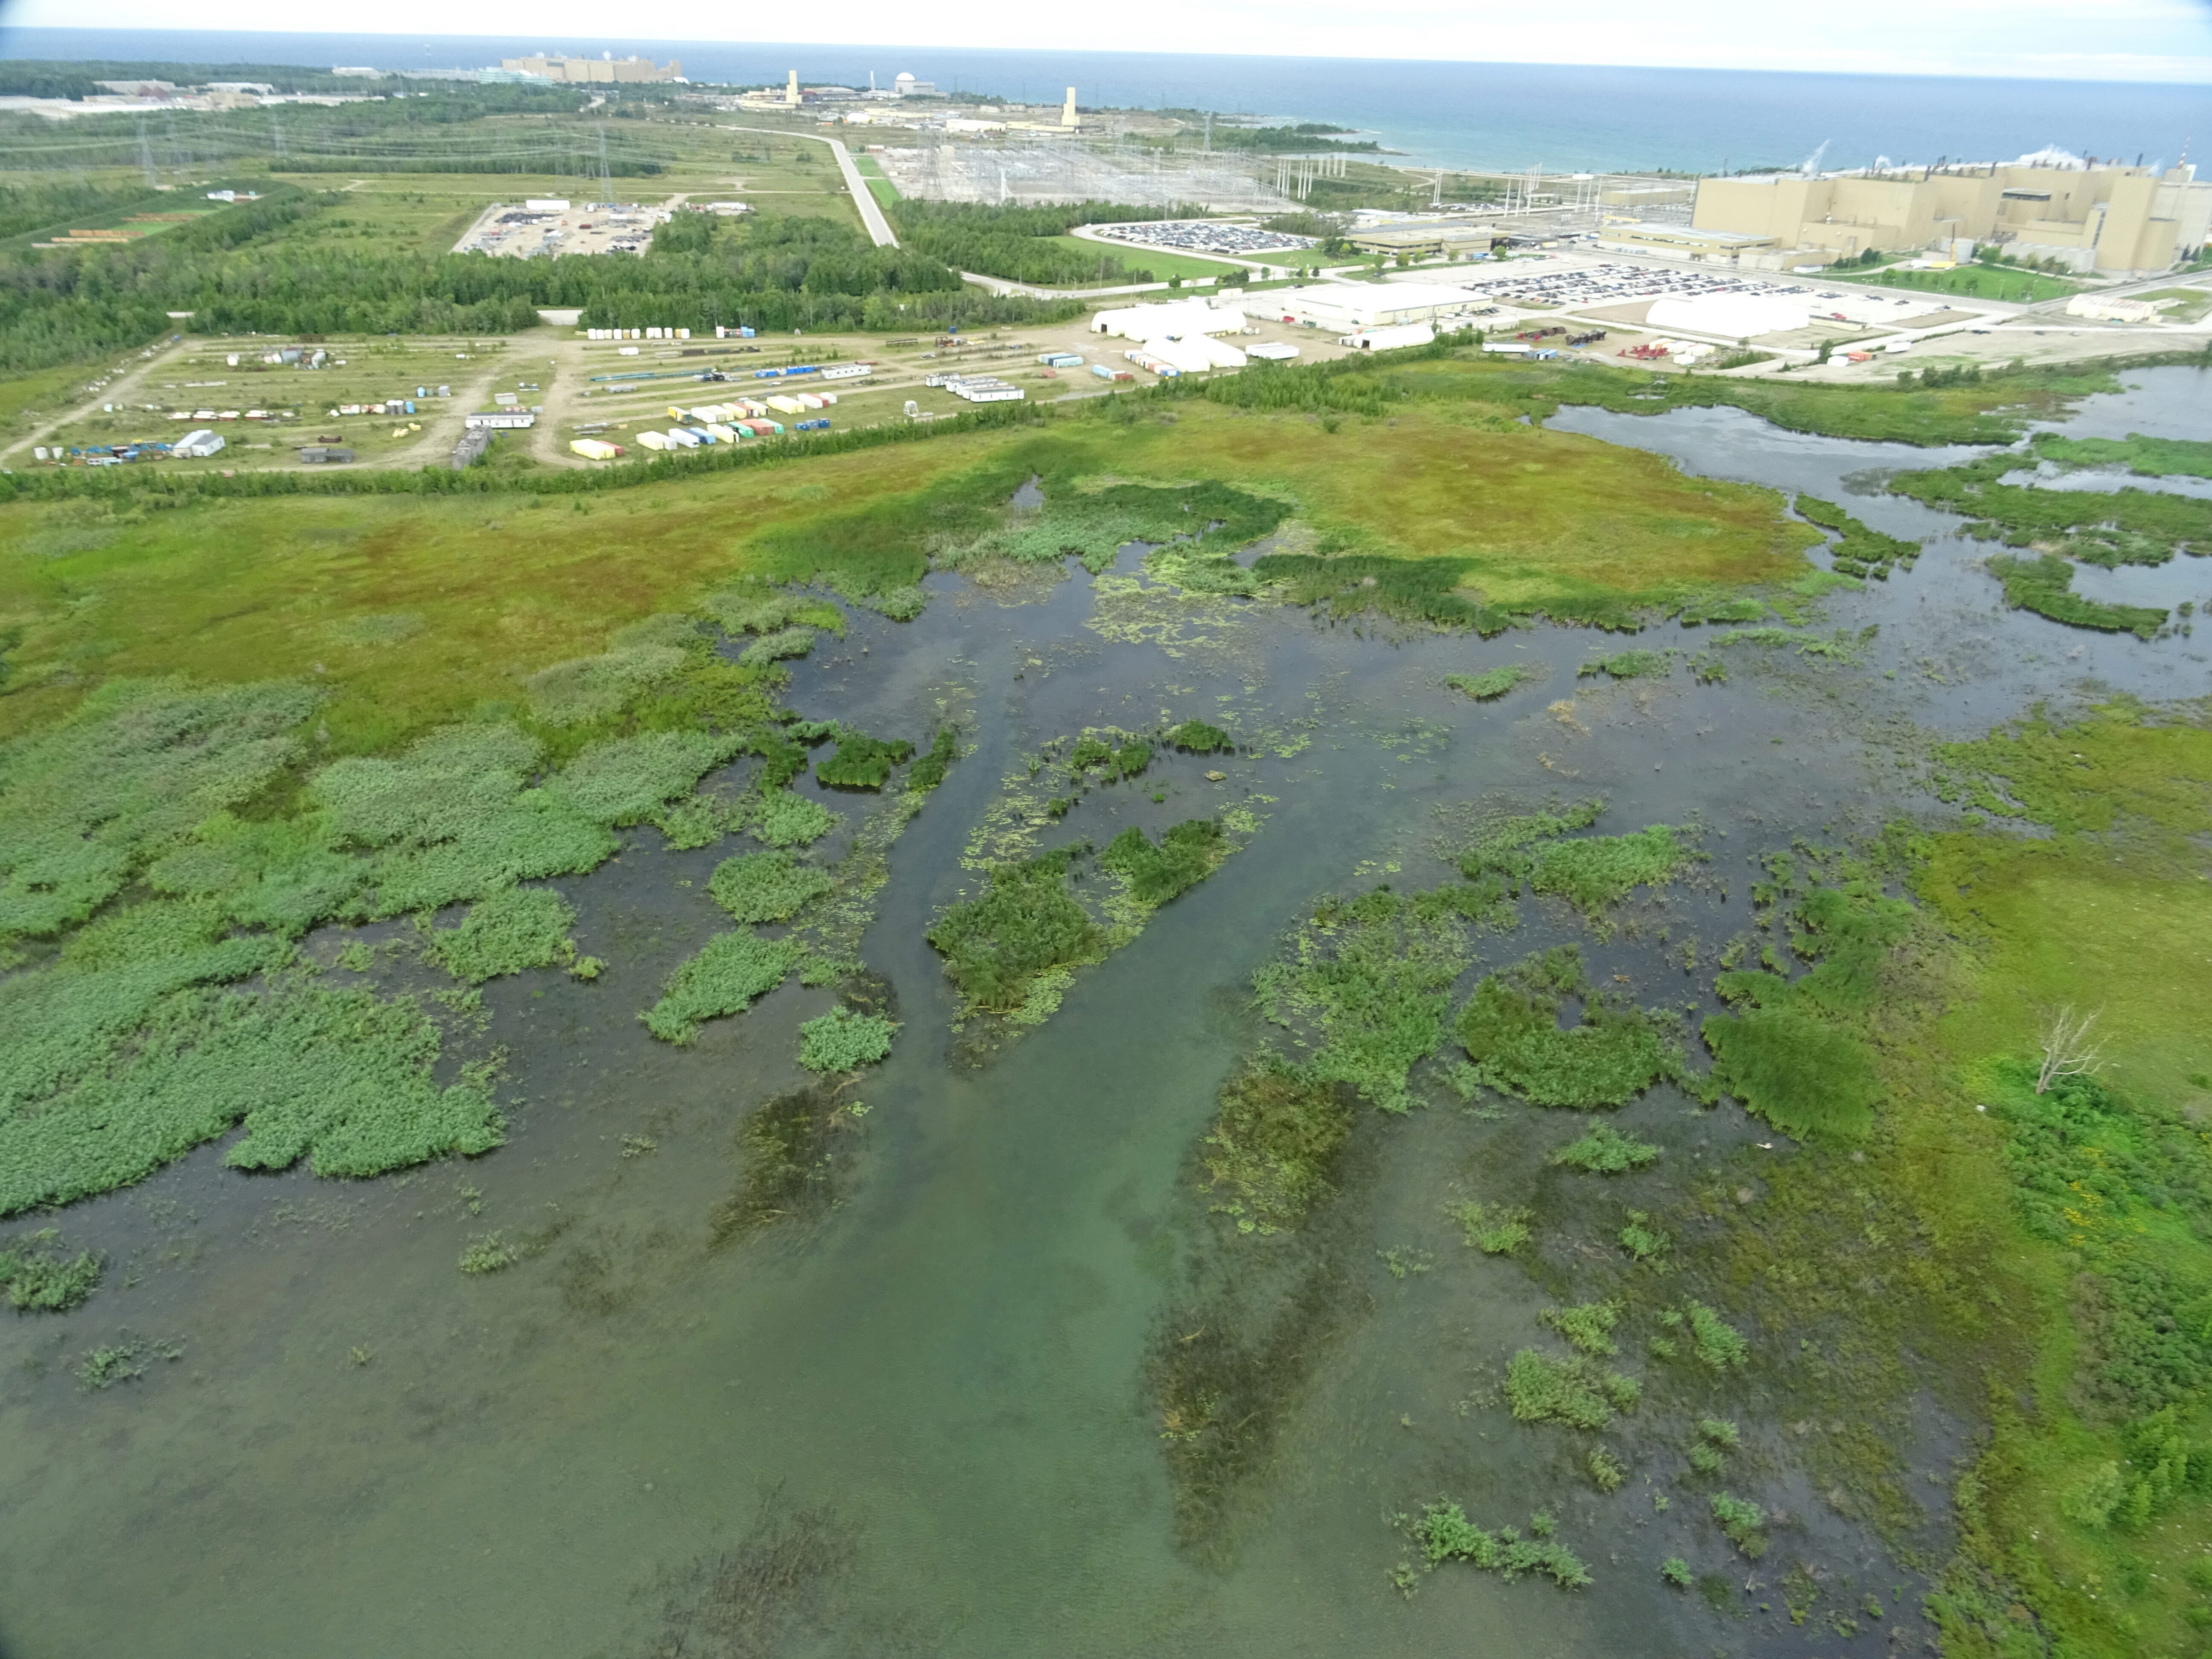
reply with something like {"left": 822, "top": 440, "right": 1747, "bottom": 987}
{"left": 1257, "top": 282, "right": 1490, "bottom": 332}
{"left": 1692, "top": 159, "right": 2211, "bottom": 274}
{"left": 1089, "top": 299, "right": 1245, "bottom": 340}
{"left": 1342, "top": 219, "right": 1497, "bottom": 259}
{"left": 1593, "top": 223, "right": 1780, "bottom": 263}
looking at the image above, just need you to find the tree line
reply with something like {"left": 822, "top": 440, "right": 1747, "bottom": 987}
{"left": 0, "top": 190, "right": 1081, "bottom": 372}
{"left": 886, "top": 200, "right": 1203, "bottom": 288}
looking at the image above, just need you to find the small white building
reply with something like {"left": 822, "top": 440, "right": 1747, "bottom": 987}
{"left": 464, "top": 410, "right": 536, "bottom": 430}
{"left": 2065, "top": 293, "right": 2161, "bottom": 324}
{"left": 173, "top": 428, "right": 225, "bottom": 458}
{"left": 1339, "top": 323, "right": 1435, "bottom": 351}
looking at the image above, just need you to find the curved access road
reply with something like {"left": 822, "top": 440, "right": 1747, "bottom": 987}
{"left": 718, "top": 125, "right": 899, "bottom": 248}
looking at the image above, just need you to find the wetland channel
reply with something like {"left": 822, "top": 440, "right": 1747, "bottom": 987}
{"left": 0, "top": 369, "right": 2206, "bottom": 1659}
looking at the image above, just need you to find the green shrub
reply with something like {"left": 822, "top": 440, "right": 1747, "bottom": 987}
{"left": 1412, "top": 1502, "right": 1593, "bottom": 1588}
{"left": 1505, "top": 1348, "right": 1638, "bottom": 1430}
{"left": 1699, "top": 1417, "right": 1741, "bottom": 1449}
{"left": 927, "top": 848, "right": 1104, "bottom": 1011}
{"left": 1201, "top": 1061, "right": 1352, "bottom": 1235}
{"left": 1619, "top": 1209, "right": 1671, "bottom": 1261}
{"left": 709, "top": 850, "right": 834, "bottom": 923}
{"left": 737, "top": 626, "right": 817, "bottom": 667}
{"left": 1711, "top": 1493, "right": 1766, "bottom": 1557}
{"left": 1551, "top": 1122, "right": 1661, "bottom": 1173}
{"left": 1543, "top": 1301, "right": 1623, "bottom": 1356}
{"left": 642, "top": 931, "right": 803, "bottom": 1044}
{"left": 1577, "top": 649, "right": 1671, "bottom": 680}
{"left": 423, "top": 885, "right": 576, "bottom": 983}
{"left": 1685, "top": 1301, "right": 1749, "bottom": 1370}
{"left": 1448, "top": 1199, "right": 1532, "bottom": 1254}
{"left": 0, "top": 1229, "right": 102, "bottom": 1311}
{"left": 458, "top": 1232, "right": 519, "bottom": 1274}
{"left": 1661, "top": 1556, "right": 1693, "bottom": 1588}
{"left": 1443, "top": 665, "right": 1539, "bottom": 701}
{"left": 1589, "top": 1448, "right": 1626, "bottom": 1492}
{"left": 797, "top": 1006, "right": 899, "bottom": 1072}
{"left": 907, "top": 726, "right": 960, "bottom": 792}
{"left": 1167, "top": 719, "right": 1232, "bottom": 754}
{"left": 1100, "top": 819, "right": 1226, "bottom": 907}
{"left": 1689, "top": 1443, "right": 1725, "bottom": 1475}
{"left": 749, "top": 789, "right": 840, "bottom": 848}
{"left": 2059, "top": 1461, "right": 2127, "bottom": 1529}
{"left": 815, "top": 728, "right": 915, "bottom": 791}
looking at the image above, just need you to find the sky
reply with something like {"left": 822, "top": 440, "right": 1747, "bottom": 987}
{"left": 3, "top": 0, "right": 2211, "bottom": 81}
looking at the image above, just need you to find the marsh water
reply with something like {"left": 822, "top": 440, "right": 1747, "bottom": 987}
{"left": 2, "top": 370, "right": 2206, "bottom": 1658}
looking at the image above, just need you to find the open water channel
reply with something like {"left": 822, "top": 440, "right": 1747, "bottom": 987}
{"left": 0, "top": 368, "right": 2204, "bottom": 1658}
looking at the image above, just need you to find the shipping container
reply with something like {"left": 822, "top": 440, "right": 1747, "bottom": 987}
{"left": 794, "top": 417, "right": 831, "bottom": 432}
{"left": 570, "top": 438, "right": 622, "bottom": 460}
{"left": 766, "top": 395, "right": 805, "bottom": 415}
{"left": 795, "top": 393, "right": 825, "bottom": 410}
{"left": 816, "top": 391, "right": 838, "bottom": 406}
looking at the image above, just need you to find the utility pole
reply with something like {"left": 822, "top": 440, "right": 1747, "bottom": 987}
{"left": 136, "top": 112, "right": 156, "bottom": 186}
{"left": 598, "top": 125, "right": 612, "bottom": 206}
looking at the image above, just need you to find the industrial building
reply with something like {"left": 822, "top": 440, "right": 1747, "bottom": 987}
{"left": 1592, "top": 223, "right": 1780, "bottom": 263}
{"left": 1691, "top": 159, "right": 2212, "bottom": 274}
{"left": 1254, "top": 282, "right": 1491, "bottom": 332}
{"left": 500, "top": 54, "right": 681, "bottom": 84}
{"left": 1341, "top": 220, "right": 1497, "bottom": 260}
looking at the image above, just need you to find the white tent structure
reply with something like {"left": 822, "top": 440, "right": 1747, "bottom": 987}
{"left": 1644, "top": 292, "right": 1810, "bottom": 338}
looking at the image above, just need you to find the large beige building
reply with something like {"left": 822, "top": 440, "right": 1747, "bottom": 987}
{"left": 1693, "top": 161, "right": 2210, "bottom": 274}
{"left": 501, "top": 55, "right": 681, "bottom": 84}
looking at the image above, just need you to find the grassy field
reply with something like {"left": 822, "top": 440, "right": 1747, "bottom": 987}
{"left": 1858, "top": 262, "right": 2083, "bottom": 303}
{"left": 1042, "top": 234, "right": 1250, "bottom": 286}
{"left": 0, "top": 390, "right": 1816, "bottom": 751}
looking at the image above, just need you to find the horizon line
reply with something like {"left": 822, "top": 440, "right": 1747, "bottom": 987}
{"left": 1, "top": 25, "right": 2207, "bottom": 88}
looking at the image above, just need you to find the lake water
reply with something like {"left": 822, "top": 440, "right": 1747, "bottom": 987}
{"left": 4, "top": 26, "right": 2205, "bottom": 174}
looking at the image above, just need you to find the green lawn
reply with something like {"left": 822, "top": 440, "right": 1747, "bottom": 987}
{"left": 1858, "top": 263, "right": 2083, "bottom": 304}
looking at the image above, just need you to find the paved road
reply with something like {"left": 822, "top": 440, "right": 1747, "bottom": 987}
{"left": 720, "top": 126, "right": 898, "bottom": 248}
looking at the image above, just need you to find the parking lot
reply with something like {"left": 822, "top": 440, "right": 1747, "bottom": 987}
{"left": 1089, "top": 219, "right": 1319, "bottom": 258}
{"left": 451, "top": 201, "right": 669, "bottom": 259}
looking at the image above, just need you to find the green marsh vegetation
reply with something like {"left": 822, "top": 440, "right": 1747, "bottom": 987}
{"left": 709, "top": 851, "right": 835, "bottom": 924}
{"left": 1883, "top": 445, "right": 2210, "bottom": 634}
{"left": 1455, "top": 946, "right": 1685, "bottom": 1109}
{"left": 1402, "top": 1501, "right": 1593, "bottom": 1590}
{"left": 1455, "top": 802, "right": 1702, "bottom": 932}
{"left": 1551, "top": 1122, "right": 1662, "bottom": 1174}
{"left": 1791, "top": 494, "right": 1920, "bottom": 580}
{"left": 2029, "top": 430, "right": 2212, "bottom": 480}
{"left": 0, "top": 1228, "right": 102, "bottom": 1311}
{"left": 1442, "top": 664, "right": 1542, "bottom": 701}
{"left": 1100, "top": 819, "right": 1228, "bottom": 908}
{"left": 927, "top": 846, "right": 1106, "bottom": 1017}
{"left": 1987, "top": 553, "right": 2168, "bottom": 639}
{"left": 642, "top": 932, "right": 804, "bottom": 1045}
{"left": 796, "top": 1007, "right": 898, "bottom": 1074}
{"left": 1576, "top": 649, "right": 1671, "bottom": 681}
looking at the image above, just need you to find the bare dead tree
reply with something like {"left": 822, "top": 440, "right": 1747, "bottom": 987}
{"left": 2035, "top": 1005, "right": 2106, "bottom": 1094}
